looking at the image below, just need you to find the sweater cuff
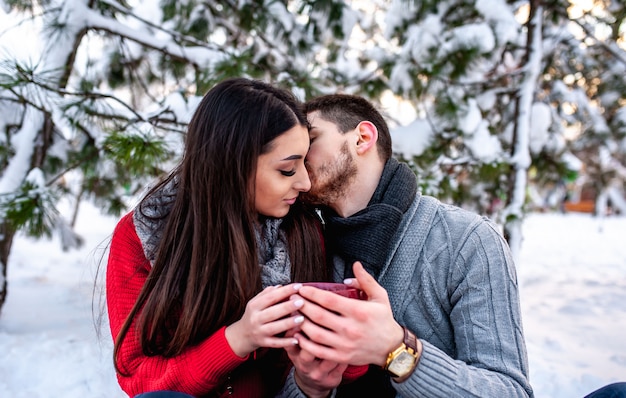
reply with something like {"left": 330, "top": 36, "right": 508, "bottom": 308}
{"left": 183, "top": 326, "right": 249, "bottom": 391}
{"left": 393, "top": 339, "right": 460, "bottom": 398}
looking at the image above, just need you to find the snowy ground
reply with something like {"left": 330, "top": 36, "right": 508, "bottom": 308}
{"left": 0, "top": 203, "right": 624, "bottom": 398}
{"left": 518, "top": 213, "right": 626, "bottom": 397}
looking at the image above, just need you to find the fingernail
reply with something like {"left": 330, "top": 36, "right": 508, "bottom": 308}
{"left": 294, "top": 315, "right": 304, "bottom": 324}
{"left": 293, "top": 283, "right": 302, "bottom": 291}
{"left": 292, "top": 338, "right": 299, "bottom": 345}
{"left": 294, "top": 299, "right": 304, "bottom": 308}
{"left": 343, "top": 278, "right": 354, "bottom": 285}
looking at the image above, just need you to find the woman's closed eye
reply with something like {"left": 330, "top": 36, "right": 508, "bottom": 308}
{"left": 280, "top": 169, "right": 296, "bottom": 177}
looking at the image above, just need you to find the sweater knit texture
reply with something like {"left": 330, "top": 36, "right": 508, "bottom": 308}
{"left": 278, "top": 161, "right": 534, "bottom": 398}
{"left": 108, "top": 212, "right": 259, "bottom": 397}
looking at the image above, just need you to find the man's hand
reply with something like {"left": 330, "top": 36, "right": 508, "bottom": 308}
{"left": 292, "top": 261, "right": 404, "bottom": 366}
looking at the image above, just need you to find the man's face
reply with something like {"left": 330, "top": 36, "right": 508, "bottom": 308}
{"left": 301, "top": 111, "right": 357, "bottom": 206}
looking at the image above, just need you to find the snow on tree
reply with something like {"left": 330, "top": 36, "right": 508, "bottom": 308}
{"left": 334, "top": 0, "right": 626, "bottom": 259}
{"left": 504, "top": 0, "right": 543, "bottom": 260}
{"left": 0, "top": 0, "right": 342, "bottom": 313}
{"left": 1, "top": 0, "right": 625, "bottom": 312}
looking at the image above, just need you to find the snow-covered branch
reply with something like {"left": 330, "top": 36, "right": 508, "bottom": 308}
{"left": 77, "top": 2, "right": 228, "bottom": 67}
{"left": 503, "top": 1, "right": 544, "bottom": 257}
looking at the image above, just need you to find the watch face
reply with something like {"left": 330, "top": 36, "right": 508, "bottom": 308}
{"left": 388, "top": 351, "right": 416, "bottom": 376}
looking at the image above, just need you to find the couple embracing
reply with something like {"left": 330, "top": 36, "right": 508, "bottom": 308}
{"left": 107, "top": 77, "right": 535, "bottom": 398}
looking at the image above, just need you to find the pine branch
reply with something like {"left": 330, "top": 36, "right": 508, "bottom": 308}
{"left": 5, "top": 65, "right": 187, "bottom": 133}
{"left": 118, "top": 40, "right": 161, "bottom": 104}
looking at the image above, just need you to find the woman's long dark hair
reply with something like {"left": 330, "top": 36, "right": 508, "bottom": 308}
{"left": 113, "top": 78, "right": 327, "bottom": 373}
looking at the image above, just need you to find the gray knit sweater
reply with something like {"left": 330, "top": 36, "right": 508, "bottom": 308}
{"left": 278, "top": 193, "right": 534, "bottom": 397}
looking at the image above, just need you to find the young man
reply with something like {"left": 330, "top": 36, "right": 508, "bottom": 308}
{"left": 278, "top": 94, "right": 534, "bottom": 398}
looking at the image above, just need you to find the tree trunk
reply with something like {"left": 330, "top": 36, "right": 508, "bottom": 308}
{"left": 504, "top": 0, "right": 543, "bottom": 262}
{"left": 0, "top": 4, "right": 89, "bottom": 316}
{"left": 0, "top": 221, "right": 17, "bottom": 315}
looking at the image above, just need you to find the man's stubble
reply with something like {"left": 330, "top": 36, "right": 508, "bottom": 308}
{"left": 301, "top": 142, "right": 357, "bottom": 207}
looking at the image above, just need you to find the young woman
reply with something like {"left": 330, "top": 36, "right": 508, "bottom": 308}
{"left": 106, "top": 78, "right": 365, "bottom": 398}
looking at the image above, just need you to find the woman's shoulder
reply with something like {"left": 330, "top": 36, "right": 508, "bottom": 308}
{"left": 114, "top": 210, "right": 136, "bottom": 233}
{"left": 111, "top": 210, "right": 143, "bottom": 248}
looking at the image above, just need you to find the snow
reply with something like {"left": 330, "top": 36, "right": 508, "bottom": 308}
{"left": 529, "top": 102, "right": 552, "bottom": 155}
{"left": 441, "top": 23, "right": 496, "bottom": 55}
{"left": 78, "top": 2, "right": 228, "bottom": 68}
{"left": 391, "top": 119, "right": 433, "bottom": 158}
{"left": 475, "top": 0, "right": 520, "bottom": 46}
{"left": 519, "top": 213, "right": 626, "bottom": 397}
{"left": 0, "top": 202, "right": 122, "bottom": 398}
{"left": 1, "top": 202, "right": 625, "bottom": 398}
{"left": 466, "top": 119, "right": 503, "bottom": 162}
{"left": 0, "top": 108, "right": 45, "bottom": 194}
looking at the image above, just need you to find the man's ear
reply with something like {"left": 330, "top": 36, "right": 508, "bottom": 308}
{"left": 355, "top": 121, "right": 378, "bottom": 155}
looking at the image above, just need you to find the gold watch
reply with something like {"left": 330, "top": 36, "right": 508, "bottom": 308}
{"left": 383, "top": 327, "right": 422, "bottom": 382}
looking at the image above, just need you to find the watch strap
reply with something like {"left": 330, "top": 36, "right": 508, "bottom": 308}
{"left": 403, "top": 327, "right": 418, "bottom": 354}
{"left": 393, "top": 327, "right": 422, "bottom": 382}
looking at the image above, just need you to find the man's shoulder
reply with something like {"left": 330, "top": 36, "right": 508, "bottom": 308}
{"left": 409, "top": 194, "right": 497, "bottom": 246}
{"left": 414, "top": 194, "right": 483, "bottom": 225}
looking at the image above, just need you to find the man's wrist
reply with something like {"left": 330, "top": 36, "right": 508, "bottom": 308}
{"left": 379, "top": 322, "right": 405, "bottom": 366}
{"left": 383, "top": 327, "right": 422, "bottom": 382}
{"left": 393, "top": 336, "right": 422, "bottom": 383}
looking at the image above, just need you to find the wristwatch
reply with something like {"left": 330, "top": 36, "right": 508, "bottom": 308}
{"left": 383, "top": 327, "right": 422, "bottom": 382}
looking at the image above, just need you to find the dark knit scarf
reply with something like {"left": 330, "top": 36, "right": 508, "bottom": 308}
{"left": 322, "top": 158, "right": 417, "bottom": 279}
{"left": 133, "top": 178, "right": 291, "bottom": 288}
{"left": 255, "top": 217, "right": 291, "bottom": 287}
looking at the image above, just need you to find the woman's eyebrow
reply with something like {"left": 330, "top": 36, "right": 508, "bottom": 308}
{"left": 281, "top": 154, "right": 304, "bottom": 161}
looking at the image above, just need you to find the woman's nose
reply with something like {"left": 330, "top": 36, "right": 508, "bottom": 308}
{"left": 294, "top": 169, "right": 311, "bottom": 192}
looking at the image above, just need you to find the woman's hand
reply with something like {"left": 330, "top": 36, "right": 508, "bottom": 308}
{"left": 225, "top": 284, "right": 304, "bottom": 357}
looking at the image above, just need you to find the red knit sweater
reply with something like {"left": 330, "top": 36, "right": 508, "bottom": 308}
{"left": 107, "top": 212, "right": 366, "bottom": 397}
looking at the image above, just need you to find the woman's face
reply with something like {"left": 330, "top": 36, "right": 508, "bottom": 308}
{"left": 255, "top": 124, "right": 311, "bottom": 217}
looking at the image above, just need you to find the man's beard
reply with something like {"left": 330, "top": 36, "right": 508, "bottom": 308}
{"left": 301, "top": 142, "right": 357, "bottom": 207}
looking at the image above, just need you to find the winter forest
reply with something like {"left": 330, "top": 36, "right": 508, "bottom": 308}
{"left": 0, "top": 0, "right": 625, "bottom": 391}
{"left": 2, "top": 0, "right": 626, "bottom": 310}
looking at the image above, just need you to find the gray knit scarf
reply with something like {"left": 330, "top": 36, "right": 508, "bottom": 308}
{"left": 321, "top": 158, "right": 417, "bottom": 279}
{"left": 133, "top": 178, "right": 291, "bottom": 288}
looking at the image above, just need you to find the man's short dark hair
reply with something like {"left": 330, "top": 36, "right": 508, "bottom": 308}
{"left": 304, "top": 94, "right": 392, "bottom": 161}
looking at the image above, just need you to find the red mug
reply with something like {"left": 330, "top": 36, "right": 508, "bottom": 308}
{"left": 301, "top": 282, "right": 367, "bottom": 300}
